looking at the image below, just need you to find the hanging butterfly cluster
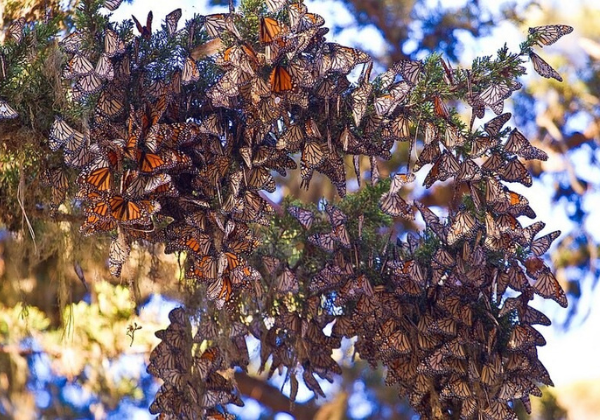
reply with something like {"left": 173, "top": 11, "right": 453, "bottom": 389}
{"left": 47, "top": 0, "right": 573, "bottom": 416}
{"left": 285, "top": 178, "right": 563, "bottom": 419}
{"left": 147, "top": 308, "right": 242, "bottom": 419}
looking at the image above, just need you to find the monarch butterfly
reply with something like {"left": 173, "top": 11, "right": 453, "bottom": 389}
{"left": 522, "top": 304, "right": 552, "bottom": 326}
{"left": 293, "top": 11, "right": 326, "bottom": 33}
{"left": 308, "top": 232, "right": 336, "bottom": 252}
{"left": 529, "top": 230, "right": 560, "bottom": 256}
{"left": 169, "top": 233, "right": 212, "bottom": 256}
{"left": 470, "top": 135, "right": 497, "bottom": 158}
{"left": 423, "top": 151, "right": 460, "bottom": 188}
{"left": 480, "top": 355, "right": 501, "bottom": 385}
{"left": 415, "top": 201, "right": 444, "bottom": 237}
{"left": 276, "top": 268, "right": 298, "bottom": 293}
{"left": 165, "top": 8, "right": 182, "bottom": 36}
{"left": 96, "top": 89, "right": 124, "bottom": 118}
{"left": 7, "top": 17, "right": 26, "bottom": 44}
{"left": 373, "top": 94, "right": 396, "bottom": 117}
{"left": 94, "top": 54, "right": 114, "bottom": 80}
{"left": 269, "top": 64, "right": 293, "bottom": 93}
{"left": 103, "top": 0, "right": 123, "bottom": 11}
{"left": 379, "top": 191, "right": 412, "bottom": 219}
{"left": 108, "top": 231, "right": 130, "bottom": 277}
{"left": 529, "top": 51, "right": 562, "bottom": 81}
{"left": 350, "top": 82, "right": 372, "bottom": 126}
{"left": 500, "top": 263, "right": 528, "bottom": 291}
{"left": 181, "top": 57, "right": 200, "bottom": 85}
{"left": 483, "top": 152, "right": 503, "bottom": 174}
{"left": 44, "top": 169, "right": 69, "bottom": 206}
{"left": 248, "top": 167, "right": 276, "bottom": 192}
{"left": 433, "top": 317, "right": 457, "bottom": 336}
{"left": 104, "top": 29, "right": 125, "bottom": 57}
{"left": 190, "top": 255, "right": 219, "bottom": 280}
{"left": 394, "top": 59, "right": 422, "bottom": 85}
{"left": 64, "top": 143, "right": 96, "bottom": 168}
{"left": 456, "top": 159, "right": 481, "bottom": 183}
{"left": 200, "top": 389, "right": 235, "bottom": 408}
{"left": 499, "top": 157, "right": 532, "bottom": 187}
{"left": 76, "top": 73, "right": 103, "bottom": 95}
{"left": 63, "top": 54, "right": 94, "bottom": 79}
{"left": 205, "top": 13, "right": 241, "bottom": 39}
{"left": 529, "top": 24, "right": 573, "bottom": 46}
{"left": 48, "top": 117, "right": 82, "bottom": 152}
{"left": 109, "top": 194, "right": 146, "bottom": 224}
{"left": 259, "top": 17, "right": 287, "bottom": 43}
{"left": 60, "top": 31, "right": 83, "bottom": 53}
{"left": 433, "top": 95, "right": 450, "bottom": 120}
{"left": 447, "top": 211, "right": 477, "bottom": 245}
{"left": 479, "top": 82, "right": 511, "bottom": 109}
{"left": 489, "top": 100, "right": 504, "bottom": 116}
{"left": 423, "top": 121, "right": 438, "bottom": 145}
{"left": 288, "top": 206, "right": 314, "bottom": 230}
{"left": 331, "top": 44, "right": 370, "bottom": 74}
{"left": 0, "top": 99, "right": 18, "bottom": 119}
{"left": 505, "top": 128, "right": 548, "bottom": 161}
{"left": 149, "top": 342, "right": 179, "bottom": 373}
{"left": 388, "top": 172, "right": 415, "bottom": 194}
{"left": 301, "top": 141, "right": 325, "bottom": 169}
{"left": 483, "top": 112, "right": 511, "bottom": 137}
{"left": 262, "top": 256, "right": 282, "bottom": 277}
{"left": 264, "top": 0, "right": 286, "bottom": 12}
{"left": 132, "top": 11, "right": 153, "bottom": 40}
{"left": 441, "top": 375, "right": 471, "bottom": 399}
{"left": 207, "top": 277, "right": 232, "bottom": 304}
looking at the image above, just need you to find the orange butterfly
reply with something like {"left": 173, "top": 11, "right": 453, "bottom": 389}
{"left": 269, "top": 65, "right": 292, "bottom": 93}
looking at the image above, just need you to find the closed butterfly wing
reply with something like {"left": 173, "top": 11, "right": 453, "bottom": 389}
{"left": 64, "top": 54, "right": 94, "bottom": 79}
{"left": 505, "top": 128, "right": 548, "bottom": 161}
{"left": 308, "top": 232, "right": 336, "bottom": 252}
{"left": 394, "top": 59, "right": 422, "bottom": 85}
{"left": 0, "top": 99, "right": 19, "bottom": 120}
{"left": 530, "top": 230, "right": 560, "bottom": 256}
{"left": 165, "top": 9, "right": 182, "bottom": 36}
{"left": 530, "top": 51, "right": 563, "bottom": 82}
{"left": 76, "top": 73, "right": 103, "bottom": 95}
{"left": 95, "top": 54, "right": 114, "bottom": 80}
{"left": 109, "top": 230, "right": 130, "bottom": 277}
{"left": 104, "top": 29, "right": 125, "bottom": 57}
{"left": 104, "top": 0, "right": 123, "bottom": 11}
{"left": 7, "top": 17, "right": 26, "bottom": 44}
{"left": 479, "top": 82, "right": 511, "bottom": 108}
{"left": 533, "top": 269, "right": 568, "bottom": 307}
{"left": 269, "top": 64, "right": 293, "bottom": 93}
{"left": 60, "top": 31, "right": 83, "bottom": 53}
{"left": 483, "top": 112, "right": 511, "bottom": 137}
{"left": 447, "top": 211, "right": 478, "bottom": 245}
{"left": 288, "top": 205, "right": 314, "bottom": 230}
{"left": 350, "top": 82, "right": 372, "bottom": 126}
{"left": 379, "top": 192, "right": 413, "bottom": 219}
{"left": 182, "top": 57, "right": 200, "bottom": 85}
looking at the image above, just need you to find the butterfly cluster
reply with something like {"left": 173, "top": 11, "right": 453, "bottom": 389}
{"left": 45, "top": 0, "right": 573, "bottom": 417}
{"left": 147, "top": 308, "right": 242, "bottom": 419}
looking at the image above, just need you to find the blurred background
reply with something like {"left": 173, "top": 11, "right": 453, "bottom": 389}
{"left": 1, "top": 0, "right": 599, "bottom": 418}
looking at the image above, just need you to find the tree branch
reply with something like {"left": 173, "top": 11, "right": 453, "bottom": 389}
{"left": 234, "top": 371, "right": 319, "bottom": 420}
